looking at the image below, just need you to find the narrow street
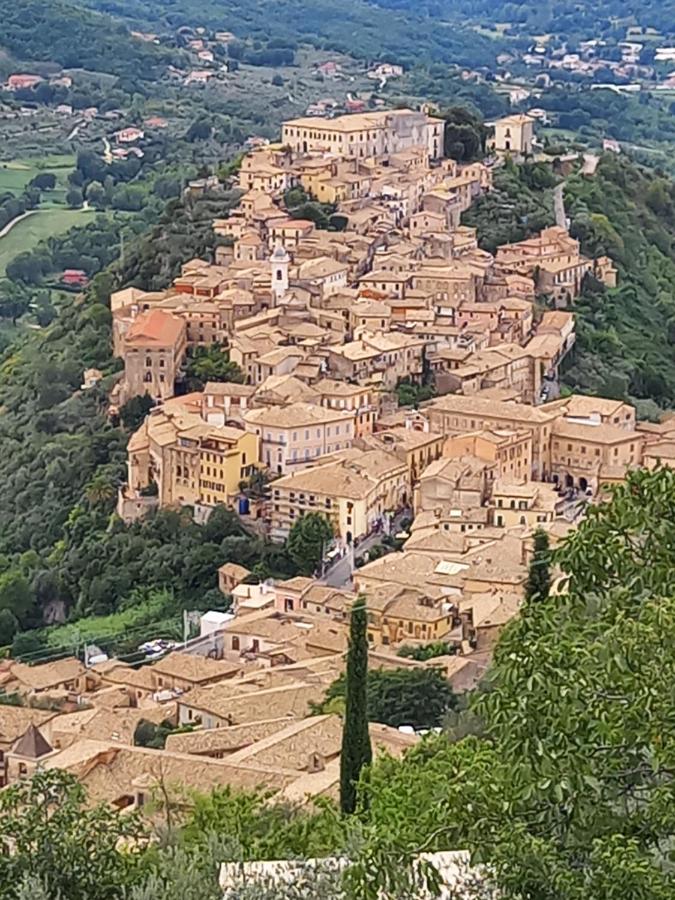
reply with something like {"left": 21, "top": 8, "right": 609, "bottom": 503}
{"left": 321, "top": 508, "right": 412, "bottom": 589}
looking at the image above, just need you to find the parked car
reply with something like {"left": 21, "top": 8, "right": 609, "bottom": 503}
{"left": 139, "top": 639, "right": 178, "bottom": 660}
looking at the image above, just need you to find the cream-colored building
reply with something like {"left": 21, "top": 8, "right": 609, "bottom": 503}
{"left": 269, "top": 448, "right": 408, "bottom": 543}
{"left": 550, "top": 417, "right": 644, "bottom": 493}
{"left": 282, "top": 109, "right": 445, "bottom": 161}
{"left": 415, "top": 456, "right": 495, "bottom": 514}
{"left": 243, "top": 402, "right": 356, "bottom": 475}
{"left": 492, "top": 114, "right": 535, "bottom": 157}
{"left": 489, "top": 479, "right": 559, "bottom": 528}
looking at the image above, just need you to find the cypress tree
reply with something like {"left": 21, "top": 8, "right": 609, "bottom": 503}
{"left": 340, "top": 594, "right": 372, "bottom": 815}
{"left": 525, "top": 527, "right": 551, "bottom": 601}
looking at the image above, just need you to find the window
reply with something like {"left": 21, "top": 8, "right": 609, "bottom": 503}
{"left": 232, "top": 636, "right": 240, "bottom": 651}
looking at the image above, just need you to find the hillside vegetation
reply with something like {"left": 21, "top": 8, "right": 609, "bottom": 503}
{"left": 82, "top": 0, "right": 504, "bottom": 68}
{"left": 0, "top": 0, "right": 173, "bottom": 79}
{"left": 465, "top": 154, "right": 675, "bottom": 414}
{"left": 365, "top": 0, "right": 675, "bottom": 40}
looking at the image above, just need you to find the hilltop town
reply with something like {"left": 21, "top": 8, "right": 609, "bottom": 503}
{"left": 3, "top": 104, "right": 675, "bottom": 817}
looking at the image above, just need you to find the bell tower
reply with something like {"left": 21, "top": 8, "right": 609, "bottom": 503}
{"left": 270, "top": 243, "right": 290, "bottom": 306}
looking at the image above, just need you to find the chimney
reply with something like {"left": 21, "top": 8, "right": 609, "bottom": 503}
{"left": 307, "top": 752, "right": 325, "bottom": 773}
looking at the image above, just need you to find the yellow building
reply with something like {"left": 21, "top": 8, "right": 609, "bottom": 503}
{"left": 119, "top": 405, "right": 259, "bottom": 521}
{"left": 443, "top": 428, "right": 533, "bottom": 484}
{"left": 361, "top": 426, "right": 445, "bottom": 484}
{"left": 364, "top": 585, "right": 455, "bottom": 646}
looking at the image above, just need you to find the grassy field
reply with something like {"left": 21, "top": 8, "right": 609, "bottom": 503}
{"left": 0, "top": 207, "right": 96, "bottom": 274}
{"left": 0, "top": 154, "right": 75, "bottom": 198}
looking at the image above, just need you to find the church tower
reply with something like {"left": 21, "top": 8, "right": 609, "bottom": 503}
{"left": 270, "top": 243, "right": 290, "bottom": 306}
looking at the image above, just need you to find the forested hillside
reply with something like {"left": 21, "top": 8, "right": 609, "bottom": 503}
{"left": 464, "top": 154, "right": 675, "bottom": 415}
{"left": 81, "top": 0, "right": 503, "bottom": 67}
{"left": 365, "top": 0, "right": 675, "bottom": 39}
{"left": 0, "top": 0, "right": 173, "bottom": 79}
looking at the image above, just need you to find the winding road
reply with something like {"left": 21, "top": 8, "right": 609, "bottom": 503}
{"left": 0, "top": 209, "right": 37, "bottom": 239}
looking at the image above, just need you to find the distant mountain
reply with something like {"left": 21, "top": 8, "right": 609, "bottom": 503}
{"left": 0, "top": 0, "right": 173, "bottom": 80}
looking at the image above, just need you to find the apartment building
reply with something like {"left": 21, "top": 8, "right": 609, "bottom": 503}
{"left": 495, "top": 226, "right": 596, "bottom": 302}
{"left": 201, "top": 381, "right": 257, "bottom": 426}
{"left": 326, "top": 331, "right": 425, "bottom": 388}
{"left": 443, "top": 429, "right": 533, "bottom": 484}
{"left": 438, "top": 344, "right": 540, "bottom": 404}
{"left": 119, "top": 405, "right": 258, "bottom": 521}
{"left": 315, "top": 379, "right": 380, "bottom": 436}
{"left": 363, "top": 426, "right": 445, "bottom": 484}
{"left": 269, "top": 448, "right": 408, "bottom": 543}
{"left": 415, "top": 456, "right": 495, "bottom": 514}
{"left": 489, "top": 480, "right": 559, "bottom": 528}
{"left": 243, "top": 402, "right": 356, "bottom": 475}
{"left": 423, "top": 393, "right": 560, "bottom": 479}
{"left": 550, "top": 417, "right": 644, "bottom": 492}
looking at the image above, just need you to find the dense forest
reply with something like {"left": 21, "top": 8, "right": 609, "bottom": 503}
{"left": 81, "top": 0, "right": 504, "bottom": 68}
{"left": 0, "top": 0, "right": 174, "bottom": 79}
{"left": 366, "top": 0, "right": 675, "bottom": 40}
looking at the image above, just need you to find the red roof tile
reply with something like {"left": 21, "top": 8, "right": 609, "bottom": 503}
{"left": 125, "top": 309, "right": 185, "bottom": 348}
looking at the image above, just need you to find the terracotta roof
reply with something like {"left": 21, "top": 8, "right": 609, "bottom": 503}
{"left": 0, "top": 707, "right": 55, "bottom": 744}
{"left": 149, "top": 651, "right": 240, "bottom": 685}
{"left": 125, "top": 309, "right": 185, "bottom": 348}
{"left": 10, "top": 658, "right": 85, "bottom": 692}
{"left": 244, "top": 402, "right": 353, "bottom": 430}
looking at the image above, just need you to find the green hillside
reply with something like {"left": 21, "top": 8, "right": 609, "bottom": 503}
{"left": 464, "top": 155, "right": 675, "bottom": 414}
{"left": 82, "top": 0, "right": 504, "bottom": 68}
{"left": 0, "top": 0, "right": 173, "bottom": 79}
{"left": 365, "top": 0, "right": 675, "bottom": 40}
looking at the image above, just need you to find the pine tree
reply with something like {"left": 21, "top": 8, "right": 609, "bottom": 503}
{"left": 340, "top": 594, "right": 372, "bottom": 815}
{"left": 525, "top": 527, "right": 551, "bottom": 601}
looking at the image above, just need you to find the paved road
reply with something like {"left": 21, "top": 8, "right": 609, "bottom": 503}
{"left": 0, "top": 209, "right": 36, "bottom": 239}
{"left": 322, "top": 508, "right": 412, "bottom": 589}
